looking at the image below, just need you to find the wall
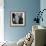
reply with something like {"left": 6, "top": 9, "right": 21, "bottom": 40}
{"left": 40, "top": 0, "right": 46, "bottom": 27}
{"left": 4, "top": 0, "right": 40, "bottom": 42}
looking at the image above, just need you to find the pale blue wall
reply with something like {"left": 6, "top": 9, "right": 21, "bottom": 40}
{"left": 40, "top": 0, "right": 46, "bottom": 27}
{"left": 4, "top": 0, "right": 40, "bottom": 42}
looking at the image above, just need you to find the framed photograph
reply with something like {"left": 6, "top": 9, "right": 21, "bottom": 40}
{"left": 10, "top": 11, "right": 25, "bottom": 26}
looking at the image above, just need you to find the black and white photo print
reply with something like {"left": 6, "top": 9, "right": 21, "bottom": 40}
{"left": 10, "top": 11, "right": 25, "bottom": 26}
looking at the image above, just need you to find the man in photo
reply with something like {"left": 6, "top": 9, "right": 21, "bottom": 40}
{"left": 19, "top": 13, "right": 23, "bottom": 24}
{"left": 12, "top": 13, "right": 17, "bottom": 24}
